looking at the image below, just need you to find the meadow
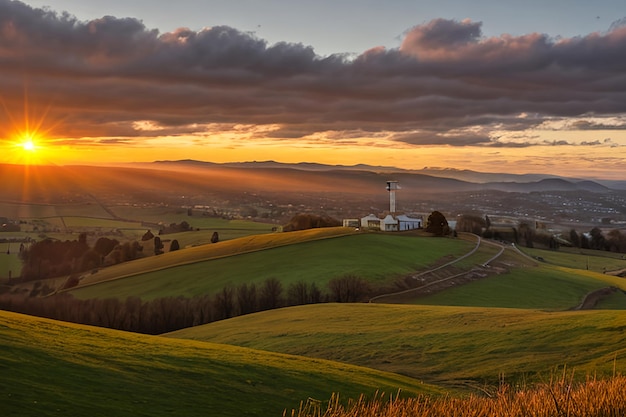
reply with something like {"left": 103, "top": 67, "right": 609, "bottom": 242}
{"left": 0, "top": 242, "right": 22, "bottom": 281}
{"left": 0, "top": 309, "right": 442, "bottom": 417}
{"left": 67, "top": 231, "right": 473, "bottom": 300}
{"left": 5, "top": 201, "right": 626, "bottom": 416}
{"left": 167, "top": 303, "right": 626, "bottom": 389}
{"left": 415, "top": 263, "right": 626, "bottom": 309}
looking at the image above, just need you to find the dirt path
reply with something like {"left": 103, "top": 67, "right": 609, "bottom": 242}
{"left": 572, "top": 287, "right": 621, "bottom": 310}
{"left": 370, "top": 235, "right": 508, "bottom": 303}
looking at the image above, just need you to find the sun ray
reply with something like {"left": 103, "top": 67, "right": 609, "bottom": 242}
{"left": 1, "top": 84, "right": 65, "bottom": 165}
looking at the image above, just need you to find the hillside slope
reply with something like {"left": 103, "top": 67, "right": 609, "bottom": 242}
{"left": 67, "top": 232, "right": 473, "bottom": 300}
{"left": 0, "top": 310, "right": 442, "bottom": 417}
{"left": 167, "top": 303, "right": 626, "bottom": 389}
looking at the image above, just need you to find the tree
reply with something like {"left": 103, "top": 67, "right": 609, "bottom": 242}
{"left": 607, "top": 229, "right": 626, "bottom": 253}
{"left": 141, "top": 230, "right": 155, "bottom": 241}
{"left": 154, "top": 236, "right": 164, "bottom": 255}
{"left": 425, "top": 211, "right": 450, "bottom": 236}
{"left": 94, "top": 237, "right": 119, "bottom": 257}
{"left": 328, "top": 274, "right": 371, "bottom": 303}
{"left": 589, "top": 227, "right": 606, "bottom": 251}
{"left": 211, "top": 232, "right": 219, "bottom": 244}
{"left": 80, "top": 249, "right": 102, "bottom": 271}
{"left": 518, "top": 222, "right": 534, "bottom": 248}
{"left": 287, "top": 281, "right": 310, "bottom": 306}
{"left": 236, "top": 283, "right": 258, "bottom": 315}
{"left": 259, "top": 278, "right": 283, "bottom": 310}
{"left": 456, "top": 214, "right": 485, "bottom": 235}
{"left": 569, "top": 229, "right": 581, "bottom": 248}
{"left": 214, "top": 285, "right": 235, "bottom": 320}
{"left": 169, "top": 239, "right": 180, "bottom": 252}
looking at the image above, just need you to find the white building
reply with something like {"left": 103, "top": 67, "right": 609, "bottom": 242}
{"left": 360, "top": 214, "right": 381, "bottom": 229}
{"left": 355, "top": 213, "right": 423, "bottom": 231}
{"left": 396, "top": 214, "right": 422, "bottom": 230}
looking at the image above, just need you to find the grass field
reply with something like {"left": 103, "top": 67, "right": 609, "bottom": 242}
{"left": 0, "top": 310, "right": 442, "bottom": 417}
{"left": 68, "top": 232, "right": 473, "bottom": 300}
{"left": 415, "top": 263, "right": 626, "bottom": 310}
{"left": 521, "top": 246, "right": 626, "bottom": 273}
{"left": 167, "top": 303, "right": 626, "bottom": 389}
{"left": 0, "top": 243, "right": 22, "bottom": 281}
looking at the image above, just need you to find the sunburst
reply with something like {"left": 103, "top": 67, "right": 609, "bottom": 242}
{"left": 21, "top": 137, "right": 36, "bottom": 152}
{"left": 1, "top": 90, "right": 60, "bottom": 165}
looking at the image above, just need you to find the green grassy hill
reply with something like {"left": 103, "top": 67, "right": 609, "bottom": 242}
{"left": 167, "top": 303, "right": 626, "bottom": 390}
{"left": 68, "top": 231, "right": 473, "bottom": 300}
{"left": 415, "top": 263, "right": 626, "bottom": 309}
{"left": 0, "top": 310, "right": 442, "bottom": 417}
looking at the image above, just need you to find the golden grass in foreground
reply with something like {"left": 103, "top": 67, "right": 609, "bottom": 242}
{"left": 292, "top": 374, "right": 626, "bottom": 417}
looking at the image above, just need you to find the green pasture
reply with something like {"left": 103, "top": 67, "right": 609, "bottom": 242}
{"left": 0, "top": 310, "right": 442, "bottom": 417}
{"left": 55, "top": 203, "right": 114, "bottom": 218}
{"left": 415, "top": 262, "right": 626, "bottom": 310}
{"left": 61, "top": 217, "right": 143, "bottom": 229}
{"left": 0, "top": 243, "right": 22, "bottom": 281}
{"left": 0, "top": 202, "right": 57, "bottom": 218}
{"left": 520, "top": 246, "right": 626, "bottom": 273}
{"left": 68, "top": 232, "right": 473, "bottom": 300}
{"left": 110, "top": 205, "right": 276, "bottom": 230}
{"left": 596, "top": 289, "right": 626, "bottom": 309}
{"left": 167, "top": 303, "right": 626, "bottom": 389}
{"left": 159, "top": 225, "right": 275, "bottom": 247}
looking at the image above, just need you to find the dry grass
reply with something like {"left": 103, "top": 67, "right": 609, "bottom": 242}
{"left": 290, "top": 372, "right": 626, "bottom": 417}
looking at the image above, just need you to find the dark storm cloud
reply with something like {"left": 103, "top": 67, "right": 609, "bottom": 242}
{"left": 1, "top": 1, "right": 626, "bottom": 147}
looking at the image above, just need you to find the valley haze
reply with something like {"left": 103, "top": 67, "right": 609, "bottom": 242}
{"left": 0, "top": 0, "right": 625, "bottom": 180}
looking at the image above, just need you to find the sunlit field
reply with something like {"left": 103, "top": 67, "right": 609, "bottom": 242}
{"left": 0, "top": 310, "right": 441, "bottom": 417}
{"left": 67, "top": 232, "right": 472, "bottom": 300}
{"left": 167, "top": 303, "right": 626, "bottom": 389}
{"left": 293, "top": 375, "right": 626, "bottom": 417}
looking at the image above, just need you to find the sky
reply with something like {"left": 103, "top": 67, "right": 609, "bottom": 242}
{"left": 1, "top": 0, "right": 626, "bottom": 179}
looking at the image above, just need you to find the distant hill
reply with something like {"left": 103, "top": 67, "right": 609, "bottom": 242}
{"left": 482, "top": 178, "right": 611, "bottom": 193}
{"left": 0, "top": 161, "right": 617, "bottom": 207}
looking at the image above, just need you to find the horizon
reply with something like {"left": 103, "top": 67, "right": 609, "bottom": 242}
{"left": 1, "top": 1, "right": 626, "bottom": 180}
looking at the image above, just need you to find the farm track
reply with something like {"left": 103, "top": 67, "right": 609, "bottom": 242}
{"left": 370, "top": 234, "right": 508, "bottom": 303}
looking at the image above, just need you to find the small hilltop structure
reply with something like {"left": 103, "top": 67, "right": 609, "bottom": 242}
{"left": 342, "top": 180, "right": 423, "bottom": 231}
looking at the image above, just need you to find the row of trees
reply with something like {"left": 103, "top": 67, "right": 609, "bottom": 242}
{"left": 18, "top": 233, "right": 148, "bottom": 281}
{"left": 0, "top": 275, "right": 373, "bottom": 334}
{"left": 18, "top": 228, "right": 221, "bottom": 281}
{"left": 456, "top": 214, "right": 626, "bottom": 254}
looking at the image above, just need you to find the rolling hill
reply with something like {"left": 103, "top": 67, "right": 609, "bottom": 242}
{"left": 166, "top": 303, "right": 626, "bottom": 390}
{"left": 0, "top": 162, "right": 615, "bottom": 208}
{"left": 0, "top": 309, "right": 442, "bottom": 417}
{"left": 65, "top": 230, "right": 474, "bottom": 300}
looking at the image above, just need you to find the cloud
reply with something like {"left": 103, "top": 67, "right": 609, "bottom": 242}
{"left": 1, "top": 1, "right": 626, "bottom": 149}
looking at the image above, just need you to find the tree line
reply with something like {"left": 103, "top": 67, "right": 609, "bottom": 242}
{"left": 18, "top": 229, "right": 219, "bottom": 282}
{"left": 0, "top": 274, "right": 373, "bottom": 335}
{"left": 457, "top": 214, "right": 626, "bottom": 254}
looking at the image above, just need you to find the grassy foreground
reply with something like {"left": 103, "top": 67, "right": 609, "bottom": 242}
{"left": 0, "top": 310, "right": 441, "bottom": 417}
{"left": 294, "top": 375, "right": 626, "bottom": 417}
{"left": 167, "top": 303, "right": 626, "bottom": 389}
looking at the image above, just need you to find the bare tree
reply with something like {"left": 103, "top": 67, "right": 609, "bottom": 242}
{"left": 259, "top": 278, "right": 283, "bottom": 310}
{"left": 328, "top": 274, "right": 371, "bottom": 303}
{"left": 236, "top": 282, "right": 258, "bottom": 315}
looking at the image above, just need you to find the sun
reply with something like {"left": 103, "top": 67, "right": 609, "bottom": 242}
{"left": 9, "top": 133, "right": 48, "bottom": 165}
{"left": 21, "top": 138, "right": 36, "bottom": 152}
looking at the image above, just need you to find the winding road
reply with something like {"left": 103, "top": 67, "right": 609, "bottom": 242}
{"left": 370, "top": 234, "right": 507, "bottom": 303}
